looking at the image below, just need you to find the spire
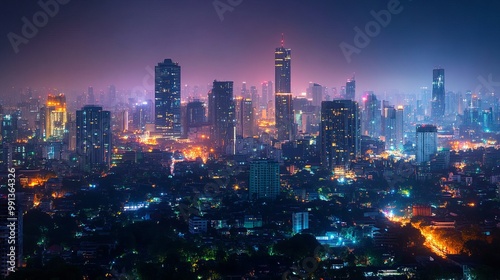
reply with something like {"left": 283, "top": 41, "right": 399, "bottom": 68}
{"left": 281, "top": 33, "right": 284, "bottom": 47}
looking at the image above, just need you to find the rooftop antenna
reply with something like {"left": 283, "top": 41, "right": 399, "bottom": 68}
{"left": 281, "top": 33, "right": 284, "bottom": 47}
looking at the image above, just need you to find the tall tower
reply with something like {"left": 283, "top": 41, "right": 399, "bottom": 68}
{"left": 431, "top": 68, "right": 445, "bottom": 119}
{"left": 76, "top": 105, "right": 111, "bottom": 172}
{"left": 395, "top": 106, "right": 405, "bottom": 150}
{"left": 236, "top": 98, "right": 254, "bottom": 138}
{"left": 275, "top": 34, "right": 291, "bottom": 94}
{"left": 346, "top": 76, "right": 356, "bottom": 100}
{"left": 382, "top": 105, "right": 396, "bottom": 150}
{"left": 155, "top": 59, "right": 181, "bottom": 138}
{"left": 361, "top": 91, "right": 381, "bottom": 138}
{"left": 275, "top": 35, "right": 294, "bottom": 141}
{"left": 416, "top": 124, "right": 437, "bottom": 164}
{"left": 310, "top": 83, "right": 323, "bottom": 107}
{"left": 208, "top": 81, "right": 235, "bottom": 154}
{"left": 275, "top": 93, "right": 294, "bottom": 141}
{"left": 320, "top": 100, "right": 360, "bottom": 172}
{"left": 45, "top": 93, "right": 67, "bottom": 141}
{"left": 249, "top": 159, "right": 280, "bottom": 200}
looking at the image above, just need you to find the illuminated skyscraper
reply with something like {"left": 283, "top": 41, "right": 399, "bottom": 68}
{"left": 431, "top": 68, "right": 445, "bottom": 119}
{"left": 346, "top": 76, "right": 356, "bottom": 100}
{"left": 133, "top": 100, "right": 154, "bottom": 132}
{"left": 320, "top": 100, "right": 360, "bottom": 172}
{"left": 1, "top": 115, "right": 17, "bottom": 144}
{"left": 361, "top": 91, "right": 381, "bottom": 138}
{"left": 275, "top": 35, "right": 291, "bottom": 94}
{"left": 275, "top": 93, "right": 294, "bottom": 141}
{"left": 416, "top": 124, "right": 437, "bottom": 164}
{"left": 236, "top": 97, "right": 254, "bottom": 138}
{"left": 395, "top": 106, "right": 405, "bottom": 150}
{"left": 274, "top": 35, "right": 294, "bottom": 141}
{"left": 45, "top": 93, "right": 67, "bottom": 141}
{"left": 76, "top": 105, "right": 111, "bottom": 172}
{"left": 382, "top": 105, "right": 396, "bottom": 150}
{"left": 155, "top": 59, "right": 181, "bottom": 138}
{"left": 208, "top": 81, "right": 235, "bottom": 154}
{"left": 241, "top": 82, "right": 249, "bottom": 98}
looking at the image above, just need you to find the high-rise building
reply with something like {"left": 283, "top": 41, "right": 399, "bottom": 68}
{"left": 64, "top": 118, "right": 76, "bottom": 152}
{"left": 416, "top": 124, "right": 437, "bottom": 164}
{"left": 274, "top": 36, "right": 294, "bottom": 141}
{"left": 309, "top": 83, "right": 323, "bottom": 107}
{"left": 45, "top": 93, "right": 67, "bottom": 141}
{"left": 250, "top": 86, "right": 258, "bottom": 110}
{"left": 395, "top": 106, "right": 405, "bottom": 150}
{"left": 261, "top": 81, "right": 273, "bottom": 109}
{"left": 320, "top": 100, "right": 360, "bottom": 172}
{"left": 431, "top": 68, "right": 445, "bottom": 119}
{"left": 382, "top": 105, "right": 396, "bottom": 150}
{"left": 249, "top": 159, "right": 280, "bottom": 200}
{"left": 76, "top": 105, "right": 111, "bottom": 172}
{"left": 155, "top": 59, "right": 181, "bottom": 138}
{"left": 275, "top": 93, "right": 294, "bottom": 141}
{"left": 1, "top": 115, "right": 17, "bottom": 144}
{"left": 346, "top": 76, "right": 356, "bottom": 100}
{"left": 236, "top": 98, "right": 254, "bottom": 138}
{"left": 133, "top": 100, "right": 154, "bottom": 131}
{"left": 241, "top": 82, "right": 249, "bottom": 98}
{"left": 361, "top": 92, "right": 381, "bottom": 138}
{"left": 186, "top": 100, "right": 206, "bottom": 128}
{"left": 208, "top": 81, "right": 235, "bottom": 154}
{"left": 292, "top": 212, "right": 309, "bottom": 234}
{"left": 122, "top": 110, "right": 129, "bottom": 132}
{"left": 87, "top": 86, "right": 95, "bottom": 105}
{"left": 275, "top": 35, "right": 291, "bottom": 94}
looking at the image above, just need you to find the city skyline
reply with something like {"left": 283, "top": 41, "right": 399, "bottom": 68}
{"left": 3, "top": 2, "right": 500, "bottom": 278}
{"left": 1, "top": 1, "right": 500, "bottom": 96}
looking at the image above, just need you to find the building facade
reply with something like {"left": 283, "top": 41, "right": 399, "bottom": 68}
{"left": 320, "top": 100, "right": 361, "bottom": 172}
{"left": 76, "top": 105, "right": 111, "bottom": 172}
{"left": 431, "top": 68, "right": 445, "bottom": 119}
{"left": 208, "top": 81, "right": 235, "bottom": 154}
{"left": 249, "top": 159, "right": 280, "bottom": 200}
{"left": 155, "top": 59, "right": 182, "bottom": 138}
{"left": 416, "top": 124, "right": 437, "bottom": 164}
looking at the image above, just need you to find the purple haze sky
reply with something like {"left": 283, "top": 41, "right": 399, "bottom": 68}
{"left": 1, "top": 0, "right": 500, "bottom": 97}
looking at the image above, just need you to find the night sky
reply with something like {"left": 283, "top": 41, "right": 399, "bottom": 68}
{"left": 1, "top": 0, "right": 500, "bottom": 96}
